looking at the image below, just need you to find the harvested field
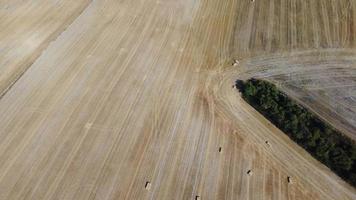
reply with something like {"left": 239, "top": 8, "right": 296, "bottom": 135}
{"left": 0, "top": 0, "right": 91, "bottom": 97}
{"left": 237, "top": 49, "right": 356, "bottom": 140}
{"left": 232, "top": 0, "right": 356, "bottom": 140}
{"left": 0, "top": 0, "right": 355, "bottom": 200}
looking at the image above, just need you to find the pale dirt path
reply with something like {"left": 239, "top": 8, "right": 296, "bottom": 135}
{"left": 0, "top": 0, "right": 354, "bottom": 200}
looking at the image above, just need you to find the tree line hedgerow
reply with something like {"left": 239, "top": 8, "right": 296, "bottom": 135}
{"left": 235, "top": 78, "right": 356, "bottom": 187}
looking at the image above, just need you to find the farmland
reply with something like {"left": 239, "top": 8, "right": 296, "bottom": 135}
{"left": 0, "top": 0, "right": 355, "bottom": 199}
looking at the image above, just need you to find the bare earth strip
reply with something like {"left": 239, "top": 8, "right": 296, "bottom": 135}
{"left": 0, "top": 0, "right": 355, "bottom": 200}
{"left": 0, "top": 0, "right": 92, "bottom": 97}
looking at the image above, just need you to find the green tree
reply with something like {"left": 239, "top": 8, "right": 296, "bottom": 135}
{"left": 243, "top": 82, "right": 257, "bottom": 97}
{"left": 330, "top": 147, "right": 353, "bottom": 171}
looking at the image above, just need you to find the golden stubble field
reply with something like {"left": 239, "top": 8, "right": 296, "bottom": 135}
{"left": 0, "top": 0, "right": 355, "bottom": 199}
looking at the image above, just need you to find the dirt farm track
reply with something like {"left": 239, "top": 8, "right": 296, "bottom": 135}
{"left": 0, "top": 0, "right": 355, "bottom": 199}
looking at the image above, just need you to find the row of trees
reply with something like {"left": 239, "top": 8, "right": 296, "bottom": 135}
{"left": 236, "top": 78, "right": 356, "bottom": 187}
